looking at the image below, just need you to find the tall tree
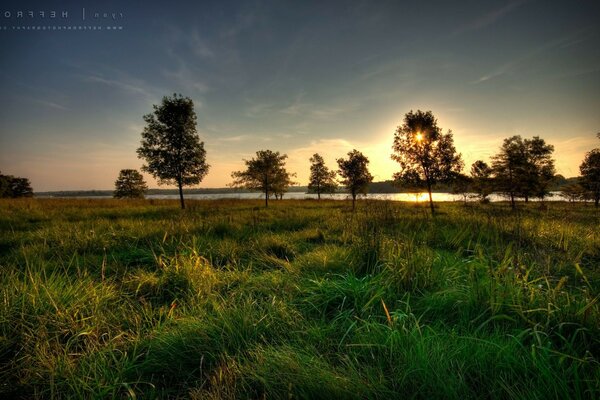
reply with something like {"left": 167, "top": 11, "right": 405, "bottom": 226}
{"left": 230, "top": 150, "right": 294, "bottom": 207}
{"left": 137, "top": 94, "right": 209, "bottom": 209}
{"left": 392, "top": 110, "right": 463, "bottom": 215}
{"left": 337, "top": 149, "right": 373, "bottom": 210}
{"left": 491, "top": 135, "right": 555, "bottom": 209}
{"left": 579, "top": 133, "right": 600, "bottom": 207}
{"left": 308, "top": 153, "right": 337, "bottom": 200}
{"left": 470, "top": 160, "right": 493, "bottom": 202}
{"left": 114, "top": 169, "right": 148, "bottom": 199}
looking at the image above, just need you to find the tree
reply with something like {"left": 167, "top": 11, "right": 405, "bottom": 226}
{"left": 308, "top": 153, "right": 337, "bottom": 200}
{"left": 137, "top": 94, "right": 209, "bottom": 209}
{"left": 491, "top": 135, "right": 555, "bottom": 209}
{"left": 579, "top": 133, "right": 600, "bottom": 207}
{"left": 272, "top": 165, "right": 297, "bottom": 200}
{"left": 114, "top": 169, "right": 148, "bottom": 199}
{"left": 230, "top": 150, "right": 295, "bottom": 207}
{"left": 559, "top": 182, "right": 586, "bottom": 203}
{"left": 470, "top": 160, "right": 493, "bottom": 202}
{"left": 337, "top": 149, "right": 373, "bottom": 210}
{"left": 450, "top": 173, "right": 472, "bottom": 204}
{"left": 392, "top": 110, "right": 463, "bottom": 215}
{"left": 525, "top": 136, "right": 555, "bottom": 201}
{"left": 0, "top": 171, "right": 33, "bottom": 198}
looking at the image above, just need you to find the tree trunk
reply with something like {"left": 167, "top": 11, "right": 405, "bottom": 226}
{"left": 510, "top": 191, "right": 515, "bottom": 210}
{"left": 595, "top": 195, "right": 599, "bottom": 208}
{"left": 178, "top": 179, "right": 185, "bottom": 209}
{"left": 352, "top": 190, "right": 356, "bottom": 211}
{"left": 265, "top": 190, "right": 269, "bottom": 208}
{"left": 426, "top": 179, "right": 435, "bottom": 215}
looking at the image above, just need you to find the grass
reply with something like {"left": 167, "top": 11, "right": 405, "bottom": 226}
{"left": 0, "top": 198, "right": 598, "bottom": 399}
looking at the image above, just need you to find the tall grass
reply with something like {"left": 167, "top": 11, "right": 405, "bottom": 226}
{"left": 0, "top": 198, "right": 598, "bottom": 398}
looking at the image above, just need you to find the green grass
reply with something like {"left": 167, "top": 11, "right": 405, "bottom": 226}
{"left": 0, "top": 198, "right": 598, "bottom": 399}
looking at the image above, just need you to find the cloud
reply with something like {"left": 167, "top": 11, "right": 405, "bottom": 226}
{"left": 452, "top": 0, "right": 529, "bottom": 37}
{"left": 31, "top": 99, "right": 68, "bottom": 111}
{"left": 85, "top": 75, "right": 155, "bottom": 99}
{"left": 471, "top": 28, "right": 592, "bottom": 84}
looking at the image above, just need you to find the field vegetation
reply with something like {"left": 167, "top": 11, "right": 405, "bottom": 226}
{"left": 0, "top": 198, "right": 598, "bottom": 399}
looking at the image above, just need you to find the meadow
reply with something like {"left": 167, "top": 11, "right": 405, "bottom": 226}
{"left": 0, "top": 198, "right": 598, "bottom": 399}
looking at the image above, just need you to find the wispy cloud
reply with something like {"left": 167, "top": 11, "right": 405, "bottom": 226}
{"left": 85, "top": 75, "right": 154, "bottom": 99}
{"left": 452, "top": 0, "right": 530, "bottom": 37}
{"left": 471, "top": 28, "right": 592, "bottom": 84}
{"left": 31, "top": 99, "right": 68, "bottom": 111}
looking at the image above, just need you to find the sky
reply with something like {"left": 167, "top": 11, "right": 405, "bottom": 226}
{"left": 0, "top": 0, "right": 599, "bottom": 191}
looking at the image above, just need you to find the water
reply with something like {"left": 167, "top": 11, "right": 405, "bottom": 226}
{"left": 144, "top": 192, "right": 564, "bottom": 202}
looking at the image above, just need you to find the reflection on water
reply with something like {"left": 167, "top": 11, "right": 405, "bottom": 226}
{"left": 146, "top": 192, "right": 562, "bottom": 202}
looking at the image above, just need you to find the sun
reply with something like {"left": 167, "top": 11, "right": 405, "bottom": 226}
{"left": 415, "top": 131, "right": 423, "bottom": 142}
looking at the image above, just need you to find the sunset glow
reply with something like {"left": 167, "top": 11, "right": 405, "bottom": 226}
{"left": 0, "top": 1, "right": 599, "bottom": 191}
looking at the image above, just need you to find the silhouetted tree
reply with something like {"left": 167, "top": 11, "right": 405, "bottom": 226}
{"left": 526, "top": 136, "right": 555, "bottom": 201}
{"left": 137, "top": 94, "right": 209, "bottom": 209}
{"left": 337, "top": 149, "right": 373, "bottom": 210}
{"left": 272, "top": 165, "right": 297, "bottom": 200}
{"left": 0, "top": 171, "right": 33, "bottom": 198}
{"left": 491, "top": 135, "right": 555, "bottom": 209}
{"left": 308, "top": 153, "right": 337, "bottom": 200}
{"left": 470, "top": 160, "right": 493, "bottom": 202}
{"left": 231, "top": 150, "right": 294, "bottom": 207}
{"left": 559, "top": 182, "right": 586, "bottom": 203}
{"left": 579, "top": 133, "right": 600, "bottom": 207}
{"left": 450, "top": 173, "right": 472, "bottom": 204}
{"left": 114, "top": 169, "right": 148, "bottom": 199}
{"left": 392, "top": 110, "right": 463, "bottom": 215}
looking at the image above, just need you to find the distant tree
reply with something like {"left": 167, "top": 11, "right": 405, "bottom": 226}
{"left": 337, "top": 149, "right": 373, "bottom": 210}
{"left": 308, "top": 153, "right": 337, "bottom": 200}
{"left": 137, "top": 94, "right": 209, "bottom": 209}
{"left": 0, "top": 171, "right": 33, "bottom": 198}
{"left": 272, "top": 165, "right": 297, "bottom": 200}
{"left": 114, "top": 169, "right": 148, "bottom": 199}
{"left": 230, "top": 150, "right": 294, "bottom": 207}
{"left": 392, "top": 110, "right": 463, "bottom": 215}
{"left": 559, "top": 182, "right": 586, "bottom": 203}
{"left": 491, "top": 135, "right": 555, "bottom": 209}
{"left": 450, "top": 173, "right": 472, "bottom": 204}
{"left": 470, "top": 160, "right": 493, "bottom": 202}
{"left": 579, "top": 133, "right": 600, "bottom": 207}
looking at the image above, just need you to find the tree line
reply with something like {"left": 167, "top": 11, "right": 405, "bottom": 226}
{"left": 125, "top": 94, "right": 600, "bottom": 212}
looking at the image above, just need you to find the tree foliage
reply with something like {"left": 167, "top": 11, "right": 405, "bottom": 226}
{"left": 230, "top": 150, "right": 295, "bottom": 207}
{"left": 308, "top": 153, "right": 337, "bottom": 200}
{"left": 491, "top": 135, "right": 555, "bottom": 209}
{"left": 470, "top": 160, "right": 493, "bottom": 202}
{"left": 137, "top": 94, "right": 209, "bottom": 209}
{"left": 579, "top": 133, "right": 600, "bottom": 207}
{"left": 0, "top": 171, "right": 33, "bottom": 198}
{"left": 559, "top": 182, "right": 587, "bottom": 203}
{"left": 450, "top": 173, "right": 472, "bottom": 204}
{"left": 113, "top": 169, "right": 148, "bottom": 199}
{"left": 337, "top": 149, "right": 373, "bottom": 210}
{"left": 392, "top": 110, "right": 463, "bottom": 214}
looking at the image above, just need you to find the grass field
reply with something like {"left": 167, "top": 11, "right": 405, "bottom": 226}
{"left": 0, "top": 198, "right": 598, "bottom": 399}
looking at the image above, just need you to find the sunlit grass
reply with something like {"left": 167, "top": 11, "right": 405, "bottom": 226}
{"left": 0, "top": 198, "right": 598, "bottom": 398}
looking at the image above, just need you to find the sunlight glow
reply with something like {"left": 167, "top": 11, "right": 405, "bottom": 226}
{"left": 415, "top": 132, "right": 423, "bottom": 142}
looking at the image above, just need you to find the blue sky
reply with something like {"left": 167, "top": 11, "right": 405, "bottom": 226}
{"left": 1, "top": 0, "right": 599, "bottom": 190}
